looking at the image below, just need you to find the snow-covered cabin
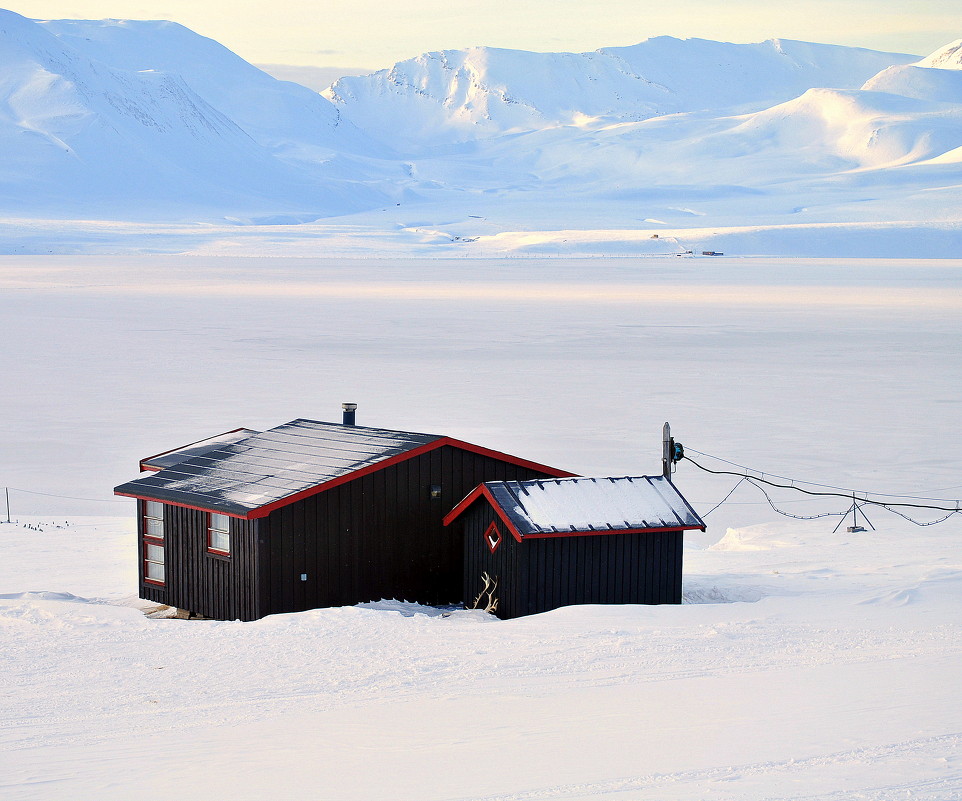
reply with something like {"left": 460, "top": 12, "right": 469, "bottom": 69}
{"left": 443, "top": 475, "right": 706, "bottom": 619}
{"left": 114, "top": 414, "right": 572, "bottom": 620}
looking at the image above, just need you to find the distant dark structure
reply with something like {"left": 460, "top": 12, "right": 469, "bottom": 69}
{"left": 443, "top": 475, "right": 706, "bottom": 619}
{"left": 115, "top": 407, "right": 572, "bottom": 621}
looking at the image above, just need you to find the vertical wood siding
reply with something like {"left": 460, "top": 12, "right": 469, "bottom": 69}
{"left": 137, "top": 501, "right": 260, "bottom": 621}
{"left": 462, "top": 503, "right": 684, "bottom": 619}
{"left": 138, "top": 499, "right": 166, "bottom": 607}
{"left": 255, "top": 444, "right": 554, "bottom": 618}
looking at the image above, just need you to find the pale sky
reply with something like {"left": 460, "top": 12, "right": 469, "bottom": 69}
{"left": 7, "top": 1, "right": 955, "bottom": 70}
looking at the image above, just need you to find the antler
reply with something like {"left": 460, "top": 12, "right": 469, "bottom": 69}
{"left": 472, "top": 571, "right": 499, "bottom": 613}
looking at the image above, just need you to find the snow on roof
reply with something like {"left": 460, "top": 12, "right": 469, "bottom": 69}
{"left": 482, "top": 475, "right": 705, "bottom": 537}
{"left": 140, "top": 428, "right": 260, "bottom": 471}
{"left": 115, "top": 419, "right": 442, "bottom": 517}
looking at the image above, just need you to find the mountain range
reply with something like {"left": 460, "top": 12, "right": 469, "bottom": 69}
{"left": 1, "top": 8, "right": 960, "bottom": 255}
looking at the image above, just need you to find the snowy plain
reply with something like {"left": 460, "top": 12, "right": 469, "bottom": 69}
{"left": 2, "top": 255, "right": 961, "bottom": 799}
{"left": 2, "top": 9, "right": 962, "bottom": 799}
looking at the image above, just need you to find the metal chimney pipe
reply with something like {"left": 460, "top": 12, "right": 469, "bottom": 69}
{"left": 342, "top": 403, "right": 357, "bottom": 426}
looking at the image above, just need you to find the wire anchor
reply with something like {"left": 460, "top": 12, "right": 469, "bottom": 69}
{"left": 833, "top": 492, "right": 875, "bottom": 533}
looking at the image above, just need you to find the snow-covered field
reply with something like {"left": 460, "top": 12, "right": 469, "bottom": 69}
{"left": 2, "top": 256, "right": 961, "bottom": 799}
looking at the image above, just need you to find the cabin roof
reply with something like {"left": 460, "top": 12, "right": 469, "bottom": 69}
{"left": 139, "top": 428, "right": 260, "bottom": 472}
{"left": 115, "top": 418, "right": 572, "bottom": 519}
{"left": 444, "top": 475, "right": 706, "bottom": 541}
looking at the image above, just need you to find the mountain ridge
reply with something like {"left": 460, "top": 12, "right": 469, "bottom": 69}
{"left": 1, "top": 8, "right": 960, "bottom": 257}
{"left": 325, "top": 37, "right": 918, "bottom": 148}
{"left": 0, "top": 9, "right": 395, "bottom": 218}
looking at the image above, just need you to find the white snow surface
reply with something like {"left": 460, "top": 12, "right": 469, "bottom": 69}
{"left": 1, "top": 255, "right": 961, "bottom": 799}
{"left": 1, "top": 11, "right": 961, "bottom": 255}
{"left": 490, "top": 475, "right": 702, "bottom": 534}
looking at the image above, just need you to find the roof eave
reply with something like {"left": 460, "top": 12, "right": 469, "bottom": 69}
{"left": 443, "top": 483, "right": 526, "bottom": 543}
{"left": 521, "top": 524, "right": 705, "bottom": 539}
{"left": 113, "top": 488, "right": 253, "bottom": 519}
{"left": 119, "top": 435, "right": 573, "bottom": 521}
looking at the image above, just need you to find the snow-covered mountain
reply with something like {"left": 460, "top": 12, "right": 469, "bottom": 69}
{"left": 0, "top": 9, "right": 393, "bottom": 219}
{"left": 862, "top": 39, "right": 962, "bottom": 106}
{"left": 320, "top": 38, "right": 957, "bottom": 243}
{"left": 325, "top": 38, "right": 917, "bottom": 148}
{"left": 2, "top": 8, "right": 961, "bottom": 255}
{"left": 35, "top": 17, "right": 380, "bottom": 161}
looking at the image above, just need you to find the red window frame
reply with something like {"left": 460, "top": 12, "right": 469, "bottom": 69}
{"left": 207, "top": 512, "right": 231, "bottom": 556}
{"left": 484, "top": 520, "right": 502, "bottom": 554}
{"left": 142, "top": 500, "right": 165, "bottom": 586}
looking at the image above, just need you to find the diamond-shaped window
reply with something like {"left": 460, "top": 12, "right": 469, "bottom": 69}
{"left": 485, "top": 520, "right": 502, "bottom": 553}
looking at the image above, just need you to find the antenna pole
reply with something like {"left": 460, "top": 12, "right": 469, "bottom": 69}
{"left": 662, "top": 423, "right": 672, "bottom": 481}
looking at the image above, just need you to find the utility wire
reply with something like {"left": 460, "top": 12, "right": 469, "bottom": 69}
{"left": 702, "top": 477, "right": 748, "bottom": 517}
{"left": 873, "top": 504, "right": 960, "bottom": 527}
{"left": 683, "top": 456, "right": 961, "bottom": 514}
{"left": 5, "top": 486, "right": 127, "bottom": 503}
{"left": 702, "top": 475, "right": 849, "bottom": 521}
{"left": 685, "top": 447, "right": 961, "bottom": 504}
{"left": 744, "top": 477, "right": 847, "bottom": 521}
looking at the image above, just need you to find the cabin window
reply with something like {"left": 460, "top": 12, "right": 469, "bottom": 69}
{"left": 484, "top": 520, "right": 502, "bottom": 554}
{"left": 144, "top": 500, "right": 164, "bottom": 539}
{"left": 143, "top": 501, "right": 165, "bottom": 585}
{"left": 208, "top": 513, "right": 231, "bottom": 555}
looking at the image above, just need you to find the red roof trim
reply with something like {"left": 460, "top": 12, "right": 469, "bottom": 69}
{"left": 442, "top": 484, "right": 481, "bottom": 526}
{"left": 443, "top": 484, "right": 524, "bottom": 542}
{"left": 113, "top": 490, "right": 250, "bottom": 520}
{"left": 138, "top": 427, "right": 250, "bottom": 472}
{"left": 442, "top": 484, "right": 485, "bottom": 526}
{"left": 246, "top": 436, "right": 572, "bottom": 520}
{"left": 441, "top": 438, "right": 576, "bottom": 480}
{"left": 443, "top": 486, "right": 705, "bottom": 539}
{"left": 120, "top": 435, "right": 572, "bottom": 520}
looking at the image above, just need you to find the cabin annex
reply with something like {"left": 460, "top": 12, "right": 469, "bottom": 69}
{"left": 114, "top": 413, "right": 572, "bottom": 620}
{"left": 443, "top": 475, "right": 706, "bottom": 619}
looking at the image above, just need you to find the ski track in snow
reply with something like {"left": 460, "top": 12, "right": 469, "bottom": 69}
{"left": 455, "top": 733, "right": 962, "bottom": 801}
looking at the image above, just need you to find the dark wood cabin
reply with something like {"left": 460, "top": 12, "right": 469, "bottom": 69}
{"left": 114, "top": 417, "right": 572, "bottom": 620}
{"left": 443, "top": 475, "right": 706, "bottom": 619}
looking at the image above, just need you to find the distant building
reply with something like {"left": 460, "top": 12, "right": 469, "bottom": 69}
{"left": 443, "top": 475, "right": 706, "bottom": 619}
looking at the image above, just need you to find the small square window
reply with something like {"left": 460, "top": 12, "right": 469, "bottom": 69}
{"left": 208, "top": 513, "right": 231, "bottom": 555}
{"left": 144, "top": 501, "right": 164, "bottom": 540}
{"left": 142, "top": 500, "right": 165, "bottom": 586}
{"left": 145, "top": 559, "right": 165, "bottom": 583}
{"left": 484, "top": 520, "right": 502, "bottom": 554}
